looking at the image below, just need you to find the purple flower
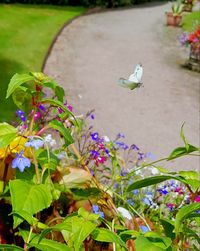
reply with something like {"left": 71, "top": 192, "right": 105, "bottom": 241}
{"left": 115, "top": 141, "right": 129, "bottom": 150}
{"left": 12, "top": 151, "right": 31, "bottom": 172}
{"left": 120, "top": 170, "right": 128, "bottom": 177}
{"left": 16, "top": 109, "right": 24, "bottom": 117}
{"left": 25, "top": 137, "right": 44, "bottom": 150}
{"left": 179, "top": 32, "right": 189, "bottom": 46}
{"left": 130, "top": 144, "right": 140, "bottom": 151}
{"left": 139, "top": 225, "right": 149, "bottom": 233}
{"left": 91, "top": 132, "right": 99, "bottom": 141}
{"left": 117, "top": 133, "right": 125, "bottom": 138}
{"left": 90, "top": 114, "right": 95, "bottom": 120}
{"left": 16, "top": 109, "right": 26, "bottom": 122}
{"left": 39, "top": 104, "right": 45, "bottom": 111}
{"left": 146, "top": 152, "right": 155, "bottom": 160}
{"left": 90, "top": 150, "right": 100, "bottom": 158}
{"left": 138, "top": 152, "right": 144, "bottom": 161}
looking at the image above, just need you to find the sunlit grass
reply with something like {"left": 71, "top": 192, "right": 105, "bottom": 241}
{"left": 0, "top": 4, "right": 86, "bottom": 121}
{"left": 182, "top": 10, "right": 200, "bottom": 31}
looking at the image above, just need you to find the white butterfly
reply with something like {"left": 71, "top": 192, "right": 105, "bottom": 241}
{"left": 118, "top": 64, "right": 143, "bottom": 90}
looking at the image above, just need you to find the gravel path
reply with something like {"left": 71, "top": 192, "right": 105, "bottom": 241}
{"left": 44, "top": 2, "right": 200, "bottom": 171}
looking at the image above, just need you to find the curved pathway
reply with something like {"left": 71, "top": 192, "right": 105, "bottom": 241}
{"left": 44, "top": 2, "right": 200, "bottom": 171}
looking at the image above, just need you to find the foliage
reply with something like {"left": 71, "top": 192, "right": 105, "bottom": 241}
{"left": 0, "top": 4, "right": 86, "bottom": 122}
{"left": 171, "top": 0, "right": 183, "bottom": 16}
{"left": 182, "top": 11, "right": 200, "bottom": 31}
{"left": 0, "top": 72, "right": 199, "bottom": 250}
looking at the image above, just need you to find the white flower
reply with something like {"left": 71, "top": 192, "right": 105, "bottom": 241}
{"left": 117, "top": 207, "right": 132, "bottom": 220}
{"left": 151, "top": 167, "right": 159, "bottom": 175}
{"left": 44, "top": 134, "right": 56, "bottom": 147}
{"left": 103, "top": 136, "right": 110, "bottom": 142}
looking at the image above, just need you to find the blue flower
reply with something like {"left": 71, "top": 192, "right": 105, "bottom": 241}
{"left": 127, "top": 199, "right": 134, "bottom": 206}
{"left": 146, "top": 152, "right": 155, "bottom": 160}
{"left": 115, "top": 141, "right": 128, "bottom": 150}
{"left": 117, "top": 133, "right": 125, "bottom": 138}
{"left": 138, "top": 152, "right": 144, "bottom": 161}
{"left": 25, "top": 137, "right": 44, "bottom": 150}
{"left": 142, "top": 197, "right": 151, "bottom": 206}
{"left": 92, "top": 204, "right": 104, "bottom": 218}
{"left": 39, "top": 104, "right": 45, "bottom": 111}
{"left": 132, "top": 189, "right": 139, "bottom": 195}
{"left": 90, "top": 114, "right": 95, "bottom": 120}
{"left": 12, "top": 151, "right": 31, "bottom": 172}
{"left": 91, "top": 132, "right": 99, "bottom": 141}
{"left": 139, "top": 225, "right": 149, "bottom": 233}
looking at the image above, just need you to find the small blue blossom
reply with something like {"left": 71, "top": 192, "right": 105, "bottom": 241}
{"left": 146, "top": 152, "right": 155, "bottom": 160}
{"left": 92, "top": 204, "right": 104, "bottom": 218}
{"left": 117, "top": 133, "right": 125, "bottom": 138}
{"left": 115, "top": 141, "right": 129, "bottom": 150}
{"left": 25, "top": 137, "right": 44, "bottom": 150}
{"left": 139, "top": 225, "right": 149, "bottom": 233}
{"left": 146, "top": 191, "right": 153, "bottom": 198}
{"left": 127, "top": 199, "right": 134, "bottom": 206}
{"left": 142, "top": 197, "right": 151, "bottom": 206}
{"left": 12, "top": 151, "right": 31, "bottom": 172}
{"left": 120, "top": 170, "right": 128, "bottom": 177}
{"left": 91, "top": 132, "right": 99, "bottom": 141}
{"left": 132, "top": 189, "right": 139, "bottom": 195}
{"left": 114, "top": 183, "right": 119, "bottom": 189}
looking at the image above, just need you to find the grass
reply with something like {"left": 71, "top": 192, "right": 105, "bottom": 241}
{"left": 0, "top": 4, "right": 86, "bottom": 122}
{"left": 182, "top": 10, "right": 200, "bottom": 31}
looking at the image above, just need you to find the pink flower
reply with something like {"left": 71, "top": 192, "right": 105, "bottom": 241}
{"left": 194, "top": 196, "right": 200, "bottom": 203}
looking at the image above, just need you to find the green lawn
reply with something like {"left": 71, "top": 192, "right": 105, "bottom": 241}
{"left": 182, "top": 10, "right": 200, "bottom": 31}
{"left": 0, "top": 4, "right": 86, "bottom": 122}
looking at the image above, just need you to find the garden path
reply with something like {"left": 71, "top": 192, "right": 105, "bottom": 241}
{"left": 44, "top": 2, "right": 200, "bottom": 171}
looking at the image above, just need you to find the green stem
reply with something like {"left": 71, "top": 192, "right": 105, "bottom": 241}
{"left": 25, "top": 225, "right": 33, "bottom": 250}
{"left": 114, "top": 192, "right": 151, "bottom": 230}
{"left": 32, "top": 149, "right": 40, "bottom": 184}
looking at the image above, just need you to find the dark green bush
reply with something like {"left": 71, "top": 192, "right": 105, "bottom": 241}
{"left": 0, "top": 0, "right": 164, "bottom": 7}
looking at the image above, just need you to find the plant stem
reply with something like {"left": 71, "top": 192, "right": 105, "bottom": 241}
{"left": 32, "top": 149, "right": 40, "bottom": 184}
{"left": 25, "top": 225, "right": 33, "bottom": 250}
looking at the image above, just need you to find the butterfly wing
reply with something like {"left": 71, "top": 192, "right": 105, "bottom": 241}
{"left": 128, "top": 64, "right": 143, "bottom": 83}
{"left": 118, "top": 78, "right": 141, "bottom": 90}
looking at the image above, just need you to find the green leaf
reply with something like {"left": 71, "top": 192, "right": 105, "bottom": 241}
{"left": 126, "top": 175, "right": 176, "bottom": 192}
{"left": 179, "top": 171, "right": 200, "bottom": 192}
{"left": 160, "top": 218, "right": 175, "bottom": 240}
{"left": 72, "top": 216, "right": 97, "bottom": 251}
{"left": 0, "top": 123, "right": 17, "bottom": 148}
{"left": 49, "top": 120, "right": 74, "bottom": 146}
{"left": 91, "top": 228, "right": 127, "bottom": 249}
{"left": 175, "top": 203, "right": 200, "bottom": 234}
{"left": 168, "top": 144, "right": 198, "bottom": 160}
{"left": 42, "top": 98, "right": 74, "bottom": 119}
{"left": 6, "top": 73, "right": 34, "bottom": 98}
{"left": 0, "top": 244, "right": 24, "bottom": 251}
{"left": 71, "top": 187, "right": 102, "bottom": 200}
{"left": 135, "top": 236, "right": 164, "bottom": 251}
{"left": 180, "top": 123, "right": 189, "bottom": 150}
{"left": 42, "top": 80, "right": 65, "bottom": 102}
{"left": 9, "top": 180, "right": 52, "bottom": 228}
{"left": 12, "top": 210, "right": 39, "bottom": 226}
{"left": 144, "top": 232, "right": 172, "bottom": 249}
{"left": 20, "top": 230, "right": 72, "bottom": 251}
{"left": 37, "top": 150, "right": 59, "bottom": 170}
{"left": 12, "top": 87, "right": 31, "bottom": 111}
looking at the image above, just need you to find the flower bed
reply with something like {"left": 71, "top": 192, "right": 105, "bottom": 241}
{"left": 0, "top": 73, "right": 199, "bottom": 250}
{"left": 179, "top": 26, "right": 200, "bottom": 71}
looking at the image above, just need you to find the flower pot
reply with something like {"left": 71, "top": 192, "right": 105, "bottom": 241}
{"left": 166, "top": 12, "right": 182, "bottom": 27}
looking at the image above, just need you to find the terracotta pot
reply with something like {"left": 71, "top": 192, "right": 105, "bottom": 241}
{"left": 166, "top": 12, "right": 182, "bottom": 27}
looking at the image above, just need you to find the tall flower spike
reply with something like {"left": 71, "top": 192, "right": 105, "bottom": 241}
{"left": 12, "top": 150, "right": 31, "bottom": 172}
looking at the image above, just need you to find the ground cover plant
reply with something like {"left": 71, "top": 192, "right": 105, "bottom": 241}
{"left": 182, "top": 10, "right": 200, "bottom": 31}
{"left": 0, "top": 72, "right": 199, "bottom": 250}
{"left": 0, "top": 4, "right": 85, "bottom": 122}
